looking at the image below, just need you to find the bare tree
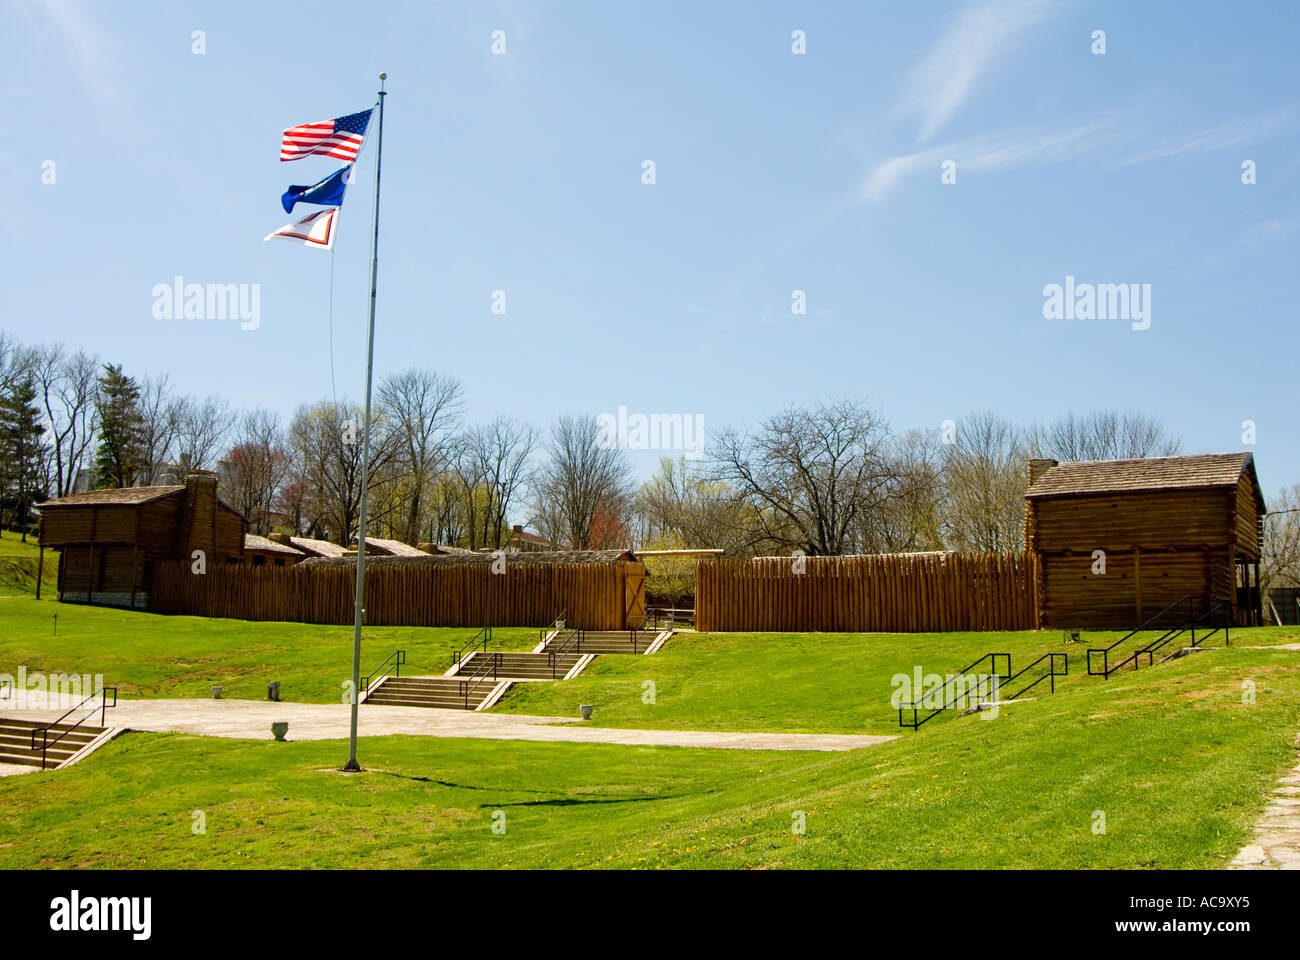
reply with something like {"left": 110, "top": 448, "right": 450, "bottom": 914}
{"left": 1261, "top": 486, "right": 1300, "bottom": 621}
{"left": 711, "top": 398, "right": 895, "bottom": 555}
{"left": 225, "top": 409, "right": 291, "bottom": 535}
{"left": 1032, "top": 410, "right": 1180, "bottom": 462}
{"left": 134, "top": 374, "right": 182, "bottom": 485}
{"left": 176, "top": 394, "right": 232, "bottom": 469}
{"left": 31, "top": 345, "right": 99, "bottom": 497}
{"left": 636, "top": 456, "right": 751, "bottom": 554}
{"left": 860, "top": 428, "right": 946, "bottom": 553}
{"left": 942, "top": 411, "right": 1026, "bottom": 553}
{"left": 469, "top": 416, "right": 539, "bottom": 549}
{"left": 0, "top": 332, "right": 28, "bottom": 396}
{"left": 377, "top": 368, "right": 463, "bottom": 544}
{"left": 536, "top": 414, "right": 633, "bottom": 550}
{"left": 288, "top": 400, "right": 399, "bottom": 544}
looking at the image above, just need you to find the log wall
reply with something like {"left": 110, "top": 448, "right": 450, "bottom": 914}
{"left": 148, "top": 560, "right": 640, "bottom": 630}
{"left": 694, "top": 553, "right": 1038, "bottom": 633}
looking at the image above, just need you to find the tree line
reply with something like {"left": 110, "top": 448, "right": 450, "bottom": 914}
{"left": 1, "top": 328, "right": 1295, "bottom": 610}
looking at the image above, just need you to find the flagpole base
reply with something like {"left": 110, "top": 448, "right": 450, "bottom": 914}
{"left": 340, "top": 759, "right": 362, "bottom": 772}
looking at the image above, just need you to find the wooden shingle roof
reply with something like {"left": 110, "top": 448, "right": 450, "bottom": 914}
{"left": 302, "top": 548, "right": 637, "bottom": 569}
{"left": 349, "top": 537, "right": 429, "bottom": 557}
{"left": 36, "top": 485, "right": 185, "bottom": 507}
{"left": 287, "top": 537, "right": 349, "bottom": 558}
{"left": 1026, "top": 452, "right": 1262, "bottom": 505}
{"left": 244, "top": 533, "right": 304, "bottom": 556}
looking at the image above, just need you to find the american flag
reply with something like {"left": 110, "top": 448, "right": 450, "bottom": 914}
{"left": 280, "top": 109, "right": 373, "bottom": 162}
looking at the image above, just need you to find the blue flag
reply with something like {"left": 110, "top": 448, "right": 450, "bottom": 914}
{"left": 281, "top": 165, "right": 351, "bottom": 214}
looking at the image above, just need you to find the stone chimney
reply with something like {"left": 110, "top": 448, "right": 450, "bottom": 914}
{"left": 269, "top": 532, "right": 293, "bottom": 546}
{"left": 1027, "top": 458, "right": 1057, "bottom": 489}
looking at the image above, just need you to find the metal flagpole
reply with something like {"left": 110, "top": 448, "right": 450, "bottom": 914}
{"left": 343, "top": 73, "right": 386, "bottom": 772}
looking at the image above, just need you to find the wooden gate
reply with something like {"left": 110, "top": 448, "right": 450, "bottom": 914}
{"left": 624, "top": 562, "right": 646, "bottom": 628}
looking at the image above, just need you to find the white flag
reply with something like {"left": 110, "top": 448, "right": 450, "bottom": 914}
{"left": 263, "top": 208, "right": 337, "bottom": 250}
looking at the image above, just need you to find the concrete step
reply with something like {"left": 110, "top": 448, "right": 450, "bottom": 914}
{"left": 459, "top": 652, "right": 581, "bottom": 679}
{"left": 365, "top": 676, "right": 497, "bottom": 710}
{"left": 0, "top": 716, "right": 109, "bottom": 768}
{"left": 0, "top": 730, "right": 99, "bottom": 750}
{"left": 540, "top": 629, "right": 665, "bottom": 650}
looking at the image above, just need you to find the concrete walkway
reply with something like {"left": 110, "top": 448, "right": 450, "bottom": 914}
{"left": 0, "top": 698, "right": 896, "bottom": 755}
{"left": 1229, "top": 731, "right": 1300, "bottom": 870}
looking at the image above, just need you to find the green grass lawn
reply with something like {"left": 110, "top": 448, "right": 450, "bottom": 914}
{"left": 0, "top": 595, "right": 541, "bottom": 703}
{"left": 0, "top": 641, "right": 1296, "bottom": 869}
{"left": 493, "top": 625, "right": 1299, "bottom": 734}
{"left": 0, "top": 534, "right": 57, "bottom": 597}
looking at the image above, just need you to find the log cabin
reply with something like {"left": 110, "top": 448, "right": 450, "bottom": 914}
{"left": 36, "top": 470, "right": 246, "bottom": 608}
{"left": 1024, "top": 452, "right": 1266, "bottom": 629}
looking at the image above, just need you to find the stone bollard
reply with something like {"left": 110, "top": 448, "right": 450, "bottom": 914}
{"left": 268, "top": 681, "right": 281, "bottom": 702}
{"left": 210, "top": 686, "right": 222, "bottom": 699}
{"left": 579, "top": 704, "right": 593, "bottom": 720}
{"left": 271, "top": 721, "right": 289, "bottom": 742}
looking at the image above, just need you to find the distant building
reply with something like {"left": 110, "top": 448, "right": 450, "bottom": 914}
{"left": 507, "top": 525, "right": 557, "bottom": 552}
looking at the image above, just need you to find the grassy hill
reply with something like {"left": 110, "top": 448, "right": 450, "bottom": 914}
{"left": 0, "top": 597, "right": 541, "bottom": 703}
{"left": 495, "top": 625, "right": 1298, "bottom": 734}
{"left": 0, "top": 535, "right": 57, "bottom": 598}
{"left": 0, "top": 640, "right": 1296, "bottom": 868}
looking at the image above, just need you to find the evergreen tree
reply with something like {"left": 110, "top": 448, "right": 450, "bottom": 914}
{"left": 0, "top": 376, "right": 48, "bottom": 540}
{"left": 94, "top": 364, "right": 144, "bottom": 488}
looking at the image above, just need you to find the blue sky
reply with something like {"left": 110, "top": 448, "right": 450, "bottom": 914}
{"left": 2, "top": 0, "right": 1297, "bottom": 495}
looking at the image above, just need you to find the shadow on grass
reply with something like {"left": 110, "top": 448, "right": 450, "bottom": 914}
{"left": 487, "top": 794, "right": 686, "bottom": 808}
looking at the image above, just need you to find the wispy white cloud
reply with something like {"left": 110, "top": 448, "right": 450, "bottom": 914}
{"left": 862, "top": 119, "right": 1114, "bottom": 201}
{"left": 861, "top": 107, "right": 1294, "bottom": 202}
{"left": 1115, "top": 110, "right": 1294, "bottom": 167}
{"left": 31, "top": 0, "right": 121, "bottom": 109}
{"left": 900, "top": 0, "right": 1060, "bottom": 145}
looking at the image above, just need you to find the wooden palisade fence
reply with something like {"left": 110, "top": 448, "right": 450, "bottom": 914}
{"left": 149, "top": 560, "right": 635, "bottom": 630}
{"left": 695, "top": 552, "right": 1039, "bottom": 633}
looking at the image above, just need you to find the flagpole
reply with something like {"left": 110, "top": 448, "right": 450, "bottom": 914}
{"left": 343, "top": 73, "right": 386, "bottom": 773}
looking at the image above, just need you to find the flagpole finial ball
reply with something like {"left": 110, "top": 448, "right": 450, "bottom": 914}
{"left": 379, "top": 72, "right": 386, "bottom": 81}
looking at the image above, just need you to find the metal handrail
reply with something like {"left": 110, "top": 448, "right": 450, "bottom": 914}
{"left": 1088, "top": 595, "right": 1232, "bottom": 678}
{"left": 539, "top": 610, "right": 567, "bottom": 645}
{"left": 1188, "top": 597, "right": 1233, "bottom": 648}
{"left": 30, "top": 686, "right": 117, "bottom": 769}
{"left": 451, "top": 626, "right": 493, "bottom": 669}
{"left": 362, "top": 650, "right": 405, "bottom": 694}
{"left": 548, "top": 628, "right": 584, "bottom": 678}
{"left": 644, "top": 606, "right": 693, "bottom": 629}
{"left": 458, "top": 651, "right": 500, "bottom": 708}
{"left": 898, "top": 653, "right": 1012, "bottom": 730}
{"left": 1000, "top": 653, "right": 1069, "bottom": 701}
